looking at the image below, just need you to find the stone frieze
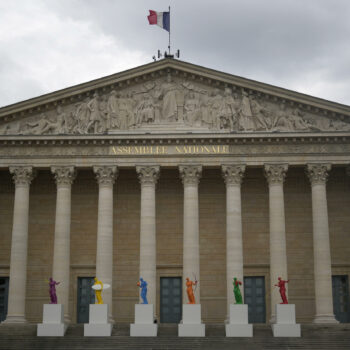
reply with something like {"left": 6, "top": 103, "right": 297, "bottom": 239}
{"left": 1, "top": 75, "right": 350, "bottom": 136}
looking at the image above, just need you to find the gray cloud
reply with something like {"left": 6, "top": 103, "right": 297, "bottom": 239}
{"left": 0, "top": 0, "right": 349, "bottom": 107}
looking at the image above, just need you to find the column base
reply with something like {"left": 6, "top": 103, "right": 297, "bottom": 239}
{"left": 313, "top": 314, "right": 339, "bottom": 324}
{"left": 64, "top": 315, "right": 71, "bottom": 324}
{"left": 3, "top": 315, "right": 27, "bottom": 323}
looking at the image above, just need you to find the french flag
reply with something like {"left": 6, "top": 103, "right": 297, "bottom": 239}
{"left": 147, "top": 10, "right": 170, "bottom": 32}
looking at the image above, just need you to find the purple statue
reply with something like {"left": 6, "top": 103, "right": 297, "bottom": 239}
{"left": 275, "top": 277, "right": 289, "bottom": 304}
{"left": 49, "top": 277, "right": 60, "bottom": 304}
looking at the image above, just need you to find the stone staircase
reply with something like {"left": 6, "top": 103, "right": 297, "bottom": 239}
{"left": 0, "top": 323, "right": 349, "bottom": 349}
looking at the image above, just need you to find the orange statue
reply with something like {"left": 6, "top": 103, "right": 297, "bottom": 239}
{"left": 186, "top": 277, "right": 198, "bottom": 304}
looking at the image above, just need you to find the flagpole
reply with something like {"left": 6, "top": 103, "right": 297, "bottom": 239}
{"left": 168, "top": 6, "right": 171, "bottom": 55}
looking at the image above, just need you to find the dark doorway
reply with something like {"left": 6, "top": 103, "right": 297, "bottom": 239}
{"left": 160, "top": 277, "right": 182, "bottom": 323}
{"left": 332, "top": 275, "right": 350, "bottom": 323}
{"left": 0, "top": 277, "right": 9, "bottom": 322}
{"left": 244, "top": 276, "right": 266, "bottom": 323}
{"left": 77, "top": 277, "right": 95, "bottom": 323}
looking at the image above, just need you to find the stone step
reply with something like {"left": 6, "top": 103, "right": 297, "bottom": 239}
{"left": 0, "top": 323, "right": 350, "bottom": 350}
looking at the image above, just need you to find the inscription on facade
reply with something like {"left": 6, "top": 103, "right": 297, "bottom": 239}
{"left": 111, "top": 145, "right": 229, "bottom": 155}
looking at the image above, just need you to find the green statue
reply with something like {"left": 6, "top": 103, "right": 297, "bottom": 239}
{"left": 233, "top": 277, "right": 243, "bottom": 304}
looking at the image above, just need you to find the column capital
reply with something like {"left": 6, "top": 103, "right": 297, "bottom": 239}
{"left": 179, "top": 165, "right": 202, "bottom": 186}
{"left": 93, "top": 166, "right": 118, "bottom": 185}
{"left": 222, "top": 164, "right": 246, "bottom": 186}
{"left": 307, "top": 163, "right": 331, "bottom": 185}
{"left": 264, "top": 164, "right": 288, "bottom": 185}
{"left": 136, "top": 166, "right": 160, "bottom": 186}
{"left": 51, "top": 166, "right": 76, "bottom": 186}
{"left": 9, "top": 166, "right": 35, "bottom": 186}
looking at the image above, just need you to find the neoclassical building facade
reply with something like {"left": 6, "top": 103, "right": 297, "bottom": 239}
{"left": 0, "top": 59, "right": 349, "bottom": 325}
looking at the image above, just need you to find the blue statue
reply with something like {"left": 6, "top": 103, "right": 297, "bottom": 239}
{"left": 137, "top": 277, "right": 148, "bottom": 304}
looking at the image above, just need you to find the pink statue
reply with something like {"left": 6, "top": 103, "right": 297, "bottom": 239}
{"left": 49, "top": 277, "right": 60, "bottom": 304}
{"left": 275, "top": 277, "right": 289, "bottom": 304}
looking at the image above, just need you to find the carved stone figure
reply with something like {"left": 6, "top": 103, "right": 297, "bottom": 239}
{"left": 107, "top": 90, "right": 120, "bottom": 129}
{"left": 207, "top": 88, "right": 224, "bottom": 130}
{"left": 86, "top": 92, "right": 103, "bottom": 134}
{"left": 21, "top": 113, "right": 60, "bottom": 135}
{"left": 330, "top": 118, "right": 350, "bottom": 131}
{"left": 250, "top": 96, "right": 270, "bottom": 131}
{"left": 184, "top": 92, "right": 201, "bottom": 126}
{"left": 272, "top": 102, "right": 294, "bottom": 131}
{"left": 291, "top": 107, "right": 311, "bottom": 131}
{"left": 136, "top": 95, "right": 155, "bottom": 125}
{"left": 74, "top": 98, "right": 91, "bottom": 134}
{"left": 160, "top": 75, "right": 184, "bottom": 122}
{"left": 220, "top": 88, "right": 237, "bottom": 131}
{"left": 238, "top": 91, "right": 255, "bottom": 131}
{"left": 198, "top": 93, "right": 213, "bottom": 129}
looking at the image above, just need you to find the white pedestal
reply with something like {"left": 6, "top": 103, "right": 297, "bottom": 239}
{"left": 37, "top": 304, "right": 67, "bottom": 337}
{"left": 84, "top": 304, "right": 112, "bottom": 337}
{"left": 130, "top": 304, "right": 157, "bottom": 337}
{"left": 178, "top": 304, "right": 205, "bottom": 337}
{"left": 272, "top": 304, "right": 301, "bottom": 337}
{"left": 225, "top": 304, "right": 253, "bottom": 337}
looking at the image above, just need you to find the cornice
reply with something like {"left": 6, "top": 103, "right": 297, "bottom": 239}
{"left": 0, "top": 132, "right": 350, "bottom": 148}
{"left": 0, "top": 59, "right": 349, "bottom": 127}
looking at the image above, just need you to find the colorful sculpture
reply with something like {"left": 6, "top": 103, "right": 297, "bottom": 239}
{"left": 137, "top": 277, "right": 148, "bottom": 304}
{"left": 49, "top": 277, "right": 60, "bottom": 304}
{"left": 186, "top": 277, "right": 198, "bottom": 304}
{"left": 92, "top": 277, "right": 104, "bottom": 304}
{"left": 233, "top": 277, "right": 243, "bottom": 304}
{"left": 275, "top": 277, "right": 289, "bottom": 304}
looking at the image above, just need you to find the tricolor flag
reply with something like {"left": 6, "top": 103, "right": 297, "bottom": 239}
{"left": 147, "top": 10, "right": 170, "bottom": 32}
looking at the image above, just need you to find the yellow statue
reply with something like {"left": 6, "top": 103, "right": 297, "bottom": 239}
{"left": 92, "top": 277, "right": 104, "bottom": 304}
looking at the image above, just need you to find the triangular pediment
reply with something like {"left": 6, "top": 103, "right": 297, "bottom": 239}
{"left": 1, "top": 59, "right": 350, "bottom": 136}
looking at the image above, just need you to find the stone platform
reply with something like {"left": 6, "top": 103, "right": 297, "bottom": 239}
{"left": 0, "top": 324, "right": 350, "bottom": 349}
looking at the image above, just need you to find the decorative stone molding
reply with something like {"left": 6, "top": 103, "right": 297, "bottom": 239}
{"left": 179, "top": 165, "right": 202, "bottom": 186}
{"left": 9, "top": 166, "right": 35, "bottom": 186}
{"left": 51, "top": 166, "right": 76, "bottom": 186}
{"left": 136, "top": 166, "right": 160, "bottom": 186}
{"left": 306, "top": 163, "right": 331, "bottom": 185}
{"left": 93, "top": 166, "right": 118, "bottom": 186}
{"left": 221, "top": 164, "right": 246, "bottom": 186}
{"left": 264, "top": 164, "right": 288, "bottom": 185}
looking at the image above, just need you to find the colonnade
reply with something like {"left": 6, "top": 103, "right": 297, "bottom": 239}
{"left": 3, "top": 163, "right": 337, "bottom": 324}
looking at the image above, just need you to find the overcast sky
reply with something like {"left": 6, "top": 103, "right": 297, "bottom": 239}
{"left": 1, "top": 0, "right": 349, "bottom": 108}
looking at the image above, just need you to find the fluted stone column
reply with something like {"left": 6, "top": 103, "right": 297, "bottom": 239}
{"left": 222, "top": 164, "right": 246, "bottom": 319}
{"left": 179, "top": 165, "right": 202, "bottom": 304}
{"left": 51, "top": 166, "right": 76, "bottom": 323}
{"left": 93, "top": 166, "right": 117, "bottom": 322}
{"left": 307, "top": 164, "right": 337, "bottom": 323}
{"left": 5, "top": 166, "right": 35, "bottom": 323}
{"left": 264, "top": 164, "right": 288, "bottom": 322}
{"left": 136, "top": 166, "right": 160, "bottom": 315}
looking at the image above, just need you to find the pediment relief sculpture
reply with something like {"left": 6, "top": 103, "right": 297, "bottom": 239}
{"left": 1, "top": 74, "right": 350, "bottom": 136}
